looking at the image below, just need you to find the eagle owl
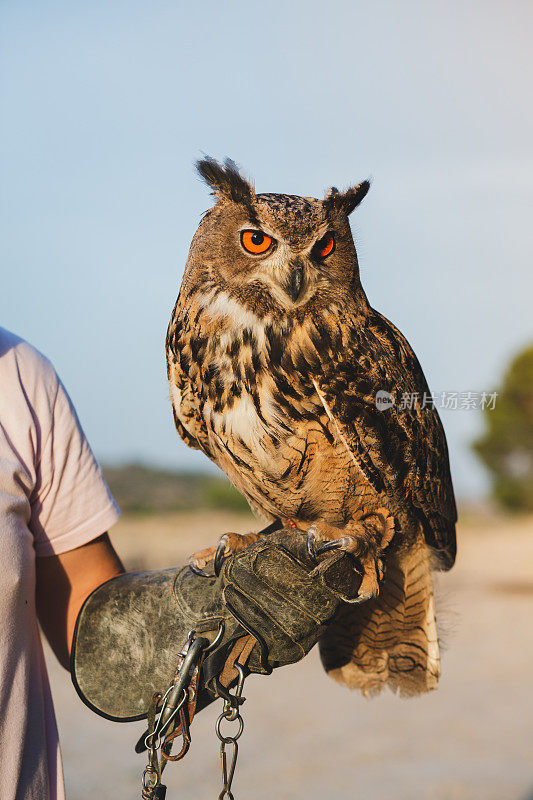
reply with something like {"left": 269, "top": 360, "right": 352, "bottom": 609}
{"left": 166, "top": 158, "right": 457, "bottom": 697}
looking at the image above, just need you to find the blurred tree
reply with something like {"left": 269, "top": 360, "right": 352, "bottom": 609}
{"left": 474, "top": 344, "right": 533, "bottom": 510}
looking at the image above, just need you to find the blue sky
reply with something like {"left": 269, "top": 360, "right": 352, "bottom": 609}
{"left": 1, "top": 0, "right": 532, "bottom": 497}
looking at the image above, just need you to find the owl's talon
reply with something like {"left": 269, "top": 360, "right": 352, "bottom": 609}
{"left": 316, "top": 537, "right": 353, "bottom": 556}
{"left": 306, "top": 526, "right": 319, "bottom": 562}
{"left": 306, "top": 517, "right": 392, "bottom": 603}
{"left": 214, "top": 537, "right": 229, "bottom": 577}
{"left": 190, "top": 531, "right": 262, "bottom": 578}
{"left": 308, "top": 527, "right": 350, "bottom": 562}
{"left": 188, "top": 561, "right": 212, "bottom": 578}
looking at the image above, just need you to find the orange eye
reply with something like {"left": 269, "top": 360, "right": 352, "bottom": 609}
{"left": 314, "top": 232, "right": 335, "bottom": 259}
{"left": 241, "top": 229, "right": 273, "bottom": 255}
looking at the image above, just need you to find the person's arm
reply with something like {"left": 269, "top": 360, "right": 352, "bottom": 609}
{"left": 36, "top": 532, "right": 124, "bottom": 670}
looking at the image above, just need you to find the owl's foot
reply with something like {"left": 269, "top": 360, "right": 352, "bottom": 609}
{"left": 189, "top": 531, "right": 262, "bottom": 577}
{"left": 307, "top": 508, "right": 395, "bottom": 603}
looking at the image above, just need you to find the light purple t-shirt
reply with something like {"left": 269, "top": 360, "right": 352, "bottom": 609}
{"left": 0, "top": 328, "right": 120, "bottom": 800}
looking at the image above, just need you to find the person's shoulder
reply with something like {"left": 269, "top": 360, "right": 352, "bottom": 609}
{"left": 0, "top": 326, "right": 59, "bottom": 398}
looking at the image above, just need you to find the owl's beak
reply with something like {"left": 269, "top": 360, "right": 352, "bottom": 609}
{"left": 287, "top": 261, "right": 304, "bottom": 302}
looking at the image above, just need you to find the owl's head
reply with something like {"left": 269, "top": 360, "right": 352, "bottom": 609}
{"left": 187, "top": 157, "right": 369, "bottom": 315}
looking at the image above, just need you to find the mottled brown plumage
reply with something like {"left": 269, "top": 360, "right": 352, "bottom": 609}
{"left": 166, "top": 157, "right": 457, "bottom": 696}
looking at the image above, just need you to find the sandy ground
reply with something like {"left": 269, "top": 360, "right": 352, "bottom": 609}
{"left": 46, "top": 511, "right": 533, "bottom": 800}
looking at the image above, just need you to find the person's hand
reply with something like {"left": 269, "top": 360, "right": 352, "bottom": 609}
{"left": 71, "top": 529, "right": 361, "bottom": 722}
{"left": 218, "top": 528, "right": 362, "bottom": 673}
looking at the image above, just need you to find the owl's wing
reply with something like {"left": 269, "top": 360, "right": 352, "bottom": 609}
{"left": 166, "top": 300, "right": 216, "bottom": 461}
{"left": 311, "top": 308, "right": 457, "bottom": 568}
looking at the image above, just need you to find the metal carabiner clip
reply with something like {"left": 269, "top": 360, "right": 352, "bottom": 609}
{"left": 157, "top": 636, "right": 208, "bottom": 732}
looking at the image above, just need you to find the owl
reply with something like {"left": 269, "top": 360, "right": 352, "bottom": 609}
{"left": 166, "top": 157, "right": 457, "bottom": 696}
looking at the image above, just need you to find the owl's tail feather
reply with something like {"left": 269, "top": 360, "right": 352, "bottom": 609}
{"left": 319, "top": 536, "right": 440, "bottom": 697}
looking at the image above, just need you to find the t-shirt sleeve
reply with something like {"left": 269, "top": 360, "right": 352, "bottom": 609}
{"left": 30, "top": 373, "right": 120, "bottom": 557}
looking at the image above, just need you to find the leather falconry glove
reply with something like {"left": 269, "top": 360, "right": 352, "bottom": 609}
{"left": 71, "top": 528, "right": 362, "bottom": 723}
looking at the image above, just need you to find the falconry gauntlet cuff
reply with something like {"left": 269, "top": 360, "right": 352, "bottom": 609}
{"left": 71, "top": 530, "right": 360, "bottom": 722}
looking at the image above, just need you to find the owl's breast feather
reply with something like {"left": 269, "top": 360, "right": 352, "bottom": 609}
{"left": 203, "top": 377, "right": 297, "bottom": 478}
{"left": 169, "top": 299, "right": 373, "bottom": 522}
{"left": 172, "top": 289, "right": 328, "bottom": 482}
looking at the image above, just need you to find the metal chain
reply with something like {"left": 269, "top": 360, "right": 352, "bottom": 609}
{"left": 215, "top": 663, "right": 246, "bottom": 800}
{"left": 139, "top": 625, "right": 249, "bottom": 800}
{"left": 140, "top": 624, "right": 225, "bottom": 799}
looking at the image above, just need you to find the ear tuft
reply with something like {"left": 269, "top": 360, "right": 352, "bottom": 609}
{"left": 325, "top": 180, "right": 371, "bottom": 216}
{"left": 196, "top": 156, "right": 255, "bottom": 205}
